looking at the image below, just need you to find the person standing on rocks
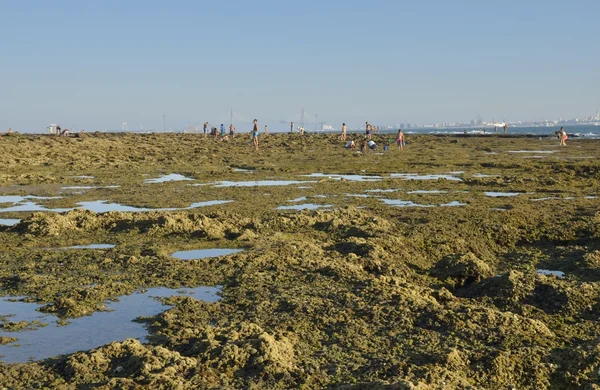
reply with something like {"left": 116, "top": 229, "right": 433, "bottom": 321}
{"left": 252, "top": 119, "right": 259, "bottom": 151}
{"left": 203, "top": 122, "right": 208, "bottom": 138}
{"left": 264, "top": 124, "right": 269, "bottom": 136}
{"left": 340, "top": 123, "right": 347, "bottom": 141}
{"left": 290, "top": 121, "right": 294, "bottom": 133}
{"left": 396, "top": 129, "right": 405, "bottom": 150}
{"left": 229, "top": 123, "right": 235, "bottom": 138}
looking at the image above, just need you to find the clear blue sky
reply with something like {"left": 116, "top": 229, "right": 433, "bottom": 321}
{"left": 1, "top": 0, "right": 599, "bottom": 132}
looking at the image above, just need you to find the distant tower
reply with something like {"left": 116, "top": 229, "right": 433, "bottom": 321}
{"left": 596, "top": 110, "right": 600, "bottom": 121}
{"left": 122, "top": 122, "right": 128, "bottom": 131}
{"left": 476, "top": 114, "right": 483, "bottom": 126}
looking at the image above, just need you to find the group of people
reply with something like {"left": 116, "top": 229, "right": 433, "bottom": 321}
{"left": 343, "top": 125, "right": 406, "bottom": 152}
{"left": 289, "top": 122, "right": 305, "bottom": 134}
{"left": 203, "top": 122, "right": 236, "bottom": 140}
{"left": 48, "top": 125, "right": 72, "bottom": 136}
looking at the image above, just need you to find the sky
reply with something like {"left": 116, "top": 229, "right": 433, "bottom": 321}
{"left": 1, "top": 0, "right": 599, "bottom": 132}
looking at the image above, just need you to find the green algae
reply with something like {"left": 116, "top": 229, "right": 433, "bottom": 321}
{"left": 0, "top": 133, "right": 599, "bottom": 388}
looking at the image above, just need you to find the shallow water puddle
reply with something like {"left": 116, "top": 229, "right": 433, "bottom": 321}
{"left": 302, "top": 173, "right": 382, "bottom": 181}
{"left": 77, "top": 200, "right": 232, "bottom": 213}
{"left": 345, "top": 194, "right": 377, "bottom": 198}
{"left": 472, "top": 173, "right": 498, "bottom": 178}
{"left": 440, "top": 201, "right": 467, "bottom": 207}
{"left": 288, "top": 197, "right": 308, "bottom": 202}
{"left": 0, "top": 287, "right": 220, "bottom": 363}
{"left": 0, "top": 219, "right": 21, "bottom": 226}
{"left": 536, "top": 269, "right": 565, "bottom": 278}
{"left": 61, "top": 186, "right": 120, "bottom": 190}
{"left": 508, "top": 150, "right": 556, "bottom": 154}
{"left": 0, "top": 200, "right": 232, "bottom": 213}
{"left": 530, "top": 196, "right": 573, "bottom": 202}
{"left": 485, "top": 192, "right": 520, "bottom": 197}
{"left": 407, "top": 190, "right": 448, "bottom": 194}
{"left": 144, "top": 174, "right": 194, "bottom": 184}
{"left": 171, "top": 248, "right": 244, "bottom": 260}
{"left": 70, "top": 175, "right": 95, "bottom": 179}
{"left": 365, "top": 189, "right": 399, "bottom": 193}
{"left": 0, "top": 202, "right": 72, "bottom": 213}
{"left": 391, "top": 173, "right": 463, "bottom": 182}
{"left": 0, "top": 196, "right": 61, "bottom": 204}
{"left": 380, "top": 199, "right": 432, "bottom": 208}
{"left": 62, "top": 244, "right": 116, "bottom": 250}
{"left": 277, "top": 204, "right": 332, "bottom": 211}
{"left": 211, "top": 180, "right": 316, "bottom": 187}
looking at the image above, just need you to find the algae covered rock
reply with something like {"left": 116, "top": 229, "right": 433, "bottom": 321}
{"left": 463, "top": 270, "right": 536, "bottom": 309}
{"left": 527, "top": 277, "right": 600, "bottom": 316}
{"left": 432, "top": 253, "right": 494, "bottom": 288}
{"left": 63, "top": 339, "right": 197, "bottom": 387}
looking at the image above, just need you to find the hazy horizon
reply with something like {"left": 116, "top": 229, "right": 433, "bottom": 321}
{"left": 2, "top": 0, "right": 599, "bottom": 132}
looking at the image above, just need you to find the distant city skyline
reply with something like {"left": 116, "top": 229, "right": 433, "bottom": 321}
{"left": 1, "top": 1, "right": 599, "bottom": 132}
